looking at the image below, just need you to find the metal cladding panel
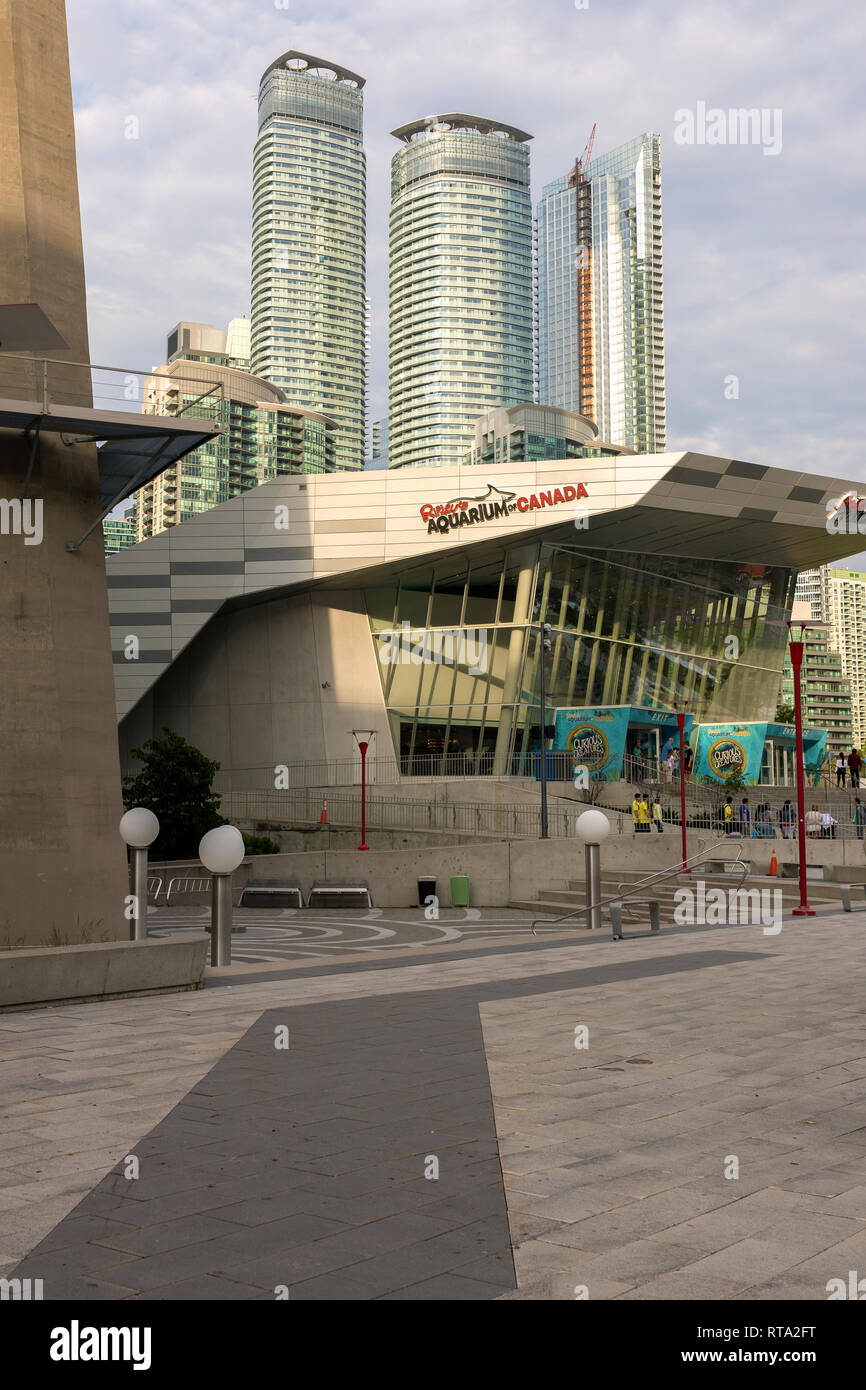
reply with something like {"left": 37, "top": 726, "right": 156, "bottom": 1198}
{"left": 108, "top": 452, "right": 866, "bottom": 720}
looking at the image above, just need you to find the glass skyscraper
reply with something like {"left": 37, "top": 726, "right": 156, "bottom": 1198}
{"left": 251, "top": 52, "right": 366, "bottom": 471}
{"left": 537, "top": 133, "right": 666, "bottom": 453}
{"left": 388, "top": 115, "right": 534, "bottom": 470}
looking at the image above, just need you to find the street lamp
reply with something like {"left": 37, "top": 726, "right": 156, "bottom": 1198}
{"left": 199, "top": 824, "right": 246, "bottom": 966}
{"left": 119, "top": 807, "right": 159, "bottom": 941}
{"left": 576, "top": 808, "right": 610, "bottom": 931}
{"left": 352, "top": 729, "right": 376, "bottom": 851}
{"left": 787, "top": 620, "right": 815, "bottom": 917}
{"left": 536, "top": 622, "right": 553, "bottom": 839}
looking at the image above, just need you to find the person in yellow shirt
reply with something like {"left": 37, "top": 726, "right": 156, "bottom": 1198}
{"left": 632, "top": 794, "right": 642, "bottom": 832}
{"left": 723, "top": 796, "right": 734, "bottom": 835}
{"left": 639, "top": 795, "right": 651, "bottom": 832}
{"left": 652, "top": 797, "right": 664, "bottom": 833}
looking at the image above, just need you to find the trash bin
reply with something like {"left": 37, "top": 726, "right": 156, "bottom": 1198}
{"left": 418, "top": 876, "right": 437, "bottom": 907}
{"left": 450, "top": 874, "right": 470, "bottom": 908}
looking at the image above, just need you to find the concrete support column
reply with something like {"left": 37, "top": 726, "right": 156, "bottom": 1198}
{"left": 0, "top": 0, "right": 128, "bottom": 947}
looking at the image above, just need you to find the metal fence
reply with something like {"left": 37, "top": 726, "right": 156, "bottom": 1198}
{"left": 0, "top": 354, "right": 224, "bottom": 422}
{"left": 218, "top": 786, "right": 866, "bottom": 842}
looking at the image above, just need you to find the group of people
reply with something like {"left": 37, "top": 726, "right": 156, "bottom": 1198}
{"left": 720, "top": 794, "right": 866, "bottom": 840}
{"left": 631, "top": 793, "right": 666, "bottom": 833}
{"left": 659, "top": 737, "right": 693, "bottom": 783}
{"left": 834, "top": 748, "right": 862, "bottom": 787}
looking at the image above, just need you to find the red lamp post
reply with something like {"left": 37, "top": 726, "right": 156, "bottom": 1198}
{"left": 787, "top": 624, "right": 815, "bottom": 916}
{"left": 676, "top": 709, "right": 690, "bottom": 873}
{"left": 352, "top": 730, "right": 375, "bottom": 852}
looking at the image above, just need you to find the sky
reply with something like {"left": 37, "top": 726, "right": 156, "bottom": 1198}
{"left": 67, "top": 0, "right": 866, "bottom": 561}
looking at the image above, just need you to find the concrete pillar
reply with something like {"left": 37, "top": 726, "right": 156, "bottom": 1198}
{"left": 0, "top": 0, "right": 128, "bottom": 947}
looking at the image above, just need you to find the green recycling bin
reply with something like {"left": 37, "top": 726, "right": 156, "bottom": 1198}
{"left": 450, "top": 874, "right": 470, "bottom": 908}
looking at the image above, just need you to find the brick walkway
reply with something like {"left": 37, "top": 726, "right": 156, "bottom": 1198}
{"left": 3, "top": 911, "right": 866, "bottom": 1299}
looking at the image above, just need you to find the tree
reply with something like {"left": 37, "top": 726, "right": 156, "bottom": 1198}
{"left": 123, "top": 727, "right": 225, "bottom": 861}
{"left": 775, "top": 702, "right": 796, "bottom": 725}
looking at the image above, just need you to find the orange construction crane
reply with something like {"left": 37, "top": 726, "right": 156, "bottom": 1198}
{"left": 577, "top": 121, "right": 597, "bottom": 172}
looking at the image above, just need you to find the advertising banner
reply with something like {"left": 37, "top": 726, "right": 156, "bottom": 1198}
{"left": 554, "top": 706, "right": 630, "bottom": 781}
{"left": 693, "top": 723, "right": 767, "bottom": 785}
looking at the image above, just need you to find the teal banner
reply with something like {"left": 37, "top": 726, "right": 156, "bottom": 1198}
{"left": 554, "top": 706, "right": 630, "bottom": 781}
{"left": 693, "top": 722, "right": 766, "bottom": 785}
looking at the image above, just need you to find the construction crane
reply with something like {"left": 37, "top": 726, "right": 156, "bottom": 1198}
{"left": 577, "top": 121, "right": 597, "bottom": 172}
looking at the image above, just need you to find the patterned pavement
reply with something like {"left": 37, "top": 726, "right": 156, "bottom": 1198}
{"left": 3, "top": 908, "right": 866, "bottom": 1300}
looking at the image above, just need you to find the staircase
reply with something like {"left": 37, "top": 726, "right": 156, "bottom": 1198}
{"left": 510, "top": 868, "right": 845, "bottom": 930}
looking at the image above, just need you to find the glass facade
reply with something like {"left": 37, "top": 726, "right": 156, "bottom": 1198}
{"left": 536, "top": 134, "right": 666, "bottom": 454}
{"left": 366, "top": 538, "right": 795, "bottom": 773}
{"left": 388, "top": 119, "right": 534, "bottom": 470}
{"left": 251, "top": 57, "right": 366, "bottom": 471}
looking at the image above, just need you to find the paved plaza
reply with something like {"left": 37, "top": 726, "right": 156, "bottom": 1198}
{"left": 3, "top": 907, "right": 866, "bottom": 1300}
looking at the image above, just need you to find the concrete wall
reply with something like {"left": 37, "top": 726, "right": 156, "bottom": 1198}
{"left": 0, "top": 0, "right": 128, "bottom": 948}
{"left": 222, "top": 829, "right": 866, "bottom": 907}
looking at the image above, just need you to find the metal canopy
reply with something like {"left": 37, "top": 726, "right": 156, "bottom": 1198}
{"left": 0, "top": 396, "right": 221, "bottom": 507}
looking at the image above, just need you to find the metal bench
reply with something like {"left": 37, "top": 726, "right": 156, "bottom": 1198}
{"left": 610, "top": 898, "right": 661, "bottom": 941}
{"left": 307, "top": 881, "right": 373, "bottom": 909}
{"left": 839, "top": 883, "right": 866, "bottom": 912}
{"left": 238, "top": 882, "right": 303, "bottom": 909}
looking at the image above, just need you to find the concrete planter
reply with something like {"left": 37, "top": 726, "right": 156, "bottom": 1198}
{"left": 0, "top": 934, "right": 210, "bottom": 1011}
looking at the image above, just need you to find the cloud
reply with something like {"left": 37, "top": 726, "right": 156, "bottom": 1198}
{"left": 68, "top": 0, "right": 866, "bottom": 548}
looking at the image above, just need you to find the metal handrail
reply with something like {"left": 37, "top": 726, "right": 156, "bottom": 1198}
{"left": 530, "top": 840, "right": 748, "bottom": 935}
{"left": 616, "top": 838, "right": 747, "bottom": 897}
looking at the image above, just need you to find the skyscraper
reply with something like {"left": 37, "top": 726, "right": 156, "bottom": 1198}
{"left": 133, "top": 323, "right": 338, "bottom": 540}
{"left": 537, "top": 132, "right": 666, "bottom": 453}
{"left": 796, "top": 565, "right": 866, "bottom": 745}
{"left": 388, "top": 114, "right": 534, "bottom": 470}
{"left": 251, "top": 52, "right": 366, "bottom": 471}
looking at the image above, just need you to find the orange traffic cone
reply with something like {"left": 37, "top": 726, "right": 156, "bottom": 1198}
{"left": 769, "top": 849, "right": 778, "bottom": 876}
{"left": 320, "top": 797, "right": 328, "bottom": 826}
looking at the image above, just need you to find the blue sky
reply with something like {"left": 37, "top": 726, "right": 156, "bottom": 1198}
{"left": 68, "top": 0, "right": 865, "bottom": 555}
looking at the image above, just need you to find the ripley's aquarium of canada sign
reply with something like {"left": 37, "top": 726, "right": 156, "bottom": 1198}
{"left": 419, "top": 481, "right": 588, "bottom": 535}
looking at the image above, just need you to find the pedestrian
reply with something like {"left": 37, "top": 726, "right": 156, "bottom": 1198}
{"left": 631, "top": 791, "right": 641, "bottom": 834}
{"left": 848, "top": 747, "right": 862, "bottom": 790}
{"left": 639, "top": 794, "right": 652, "bottom": 833}
{"left": 756, "top": 803, "right": 775, "bottom": 838}
{"left": 652, "top": 796, "right": 664, "bottom": 833}
{"left": 821, "top": 809, "right": 838, "bottom": 840}
{"left": 683, "top": 744, "right": 693, "bottom": 778}
{"left": 835, "top": 753, "right": 847, "bottom": 787}
{"left": 806, "top": 804, "right": 822, "bottom": 838}
{"left": 661, "top": 736, "right": 674, "bottom": 766}
{"left": 723, "top": 796, "right": 734, "bottom": 835}
{"left": 854, "top": 798, "right": 866, "bottom": 840}
{"left": 779, "top": 800, "right": 796, "bottom": 839}
{"left": 739, "top": 797, "right": 751, "bottom": 835}
{"left": 668, "top": 748, "right": 679, "bottom": 782}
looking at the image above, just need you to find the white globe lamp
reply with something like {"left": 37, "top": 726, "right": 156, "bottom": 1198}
{"left": 576, "top": 810, "right": 609, "bottom": 930}
{"left": 199, "top": 825, "right": 246, "bottom": 966}
{"left": 119, "top": 808, "right": 160, "bottom": 942}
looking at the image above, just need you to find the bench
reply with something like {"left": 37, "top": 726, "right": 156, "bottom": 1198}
{"left": 839, "top": 883, "right": 866, "bottom": 912}
{"left": 610, "top": 898, "right": 661, "bottom": 941}
{"left": 238, "top": 882, "right": 303, "bottom": 909}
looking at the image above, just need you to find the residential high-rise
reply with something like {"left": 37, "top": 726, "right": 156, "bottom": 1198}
{"left": 388, "top": 114, "right": 534, "bottom": 470}
{"left": 795, "top": 565, "right": 866, "bottom": 745}
{"left": 781, "top": 601, "right": 853, "bottom": 759}
{"left": 251, "top": 52, "right": 366, "bottom": 471}
{"left": 537, "top": 133, "right": 666, "bottom": 453}
{"left": 103, "top": 505, "right": 137, "bottom": 556}
{"left": 133, "top": 331, "right": 338, "bottom": 541}
{"left": 368, "top": 417, "right": 388, "bottom": 469}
